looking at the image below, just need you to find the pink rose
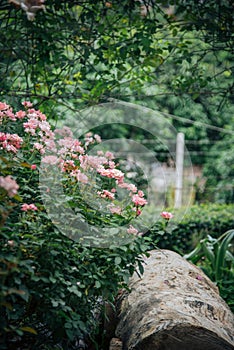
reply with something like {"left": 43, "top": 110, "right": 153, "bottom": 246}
{"left": 15, "top": 110, "right": 26, "bottom": 119}
{"left": 109, "top": 205, "right": 122, "bottom": 215}
{"left": 22, "top": 101, "right": 33, "bottom": 108}
{"left": 98, "top": 190, "right": 115, "bottom": 200}
{"left": 132, "top": 194, "right": 148, "bottom": 206}
{"left": 127, "top": 225, "right": 143, "bottom": 236}
{"left": 0, "top": 175, "right": 19, "bottom": 197}
{"left": 160, "top": 211, "right": 173, "bottom": 220}
{"left": 0, "top": 102, "right": 10, "bottom": 111}
{"left": 21, "top": 203, "right": 38, "bottom": 211}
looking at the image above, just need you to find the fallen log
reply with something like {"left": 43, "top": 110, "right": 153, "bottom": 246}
{"left": 115, "top": 249, "right": 234, "bottom": 350}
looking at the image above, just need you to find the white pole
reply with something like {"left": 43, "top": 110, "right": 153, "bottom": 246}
{"left": 175, "top": 132, "right": 184, "bottom": 208}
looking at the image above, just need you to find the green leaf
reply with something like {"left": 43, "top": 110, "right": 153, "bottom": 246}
{"left": 138, "top": 261, "right": 144, "bottom": 275}
{"left": 201, "top": 240, "right": 215, "bottom": 268}
{"left": 51, "top": 300, "right": 59, "bottom": 307}
{"left": 95, "top": 280, "right": 101, "bottom": 288}
{"left": 184, "top": 243, "right": 202, "bottom": 263}
{"left": 67, "top": 286, "right": 82, "bottom": 297}
{"left": 115, "top": 256, "right": 122, "bottom": 265}
{"left": 49, "top": 277, "right": 57, "bottom": 283}
{"left": 1, "top": 301, "right": 13, "bottom": 310}
{"left": 20, "top": 326, "right": 37, "bottom": 335}
{"left": 215, "top": 230, "right": 234, "bottom": 281}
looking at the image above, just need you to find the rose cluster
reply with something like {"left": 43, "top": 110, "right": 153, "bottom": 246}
{"left": 0, "top": 101, "right": 148, "bottom": 236}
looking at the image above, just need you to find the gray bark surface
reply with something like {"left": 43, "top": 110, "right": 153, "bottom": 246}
{"left": 115, "top": 249, "right": 234, "bottom": 350}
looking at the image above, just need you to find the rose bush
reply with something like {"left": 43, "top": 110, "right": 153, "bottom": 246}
{"left": 0, "top": 102, "right": 150, "bottom": 349}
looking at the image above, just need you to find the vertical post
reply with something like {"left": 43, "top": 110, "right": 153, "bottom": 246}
{"left": 175, "top": 132, "right": 184, "bottom": 208}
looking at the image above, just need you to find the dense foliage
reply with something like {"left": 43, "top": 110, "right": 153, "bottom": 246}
{"left": 0, "top": 102, "right": 150, "bottom": 349}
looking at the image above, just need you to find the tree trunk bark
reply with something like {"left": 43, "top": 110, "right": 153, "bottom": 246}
{"left": 115, "top": 250, "right": 234, "bottom": 350}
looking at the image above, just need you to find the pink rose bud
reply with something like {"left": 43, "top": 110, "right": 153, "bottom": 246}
{"left": 31, "top": 164, "right": 37, "bottom": 170}
{"left": 136, "top": 209, "right": 142, "bottom": 216}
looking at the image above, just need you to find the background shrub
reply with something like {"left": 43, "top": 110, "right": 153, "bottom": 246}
{"left": 144, "top": 203, "right": 234, "bottom": 253}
